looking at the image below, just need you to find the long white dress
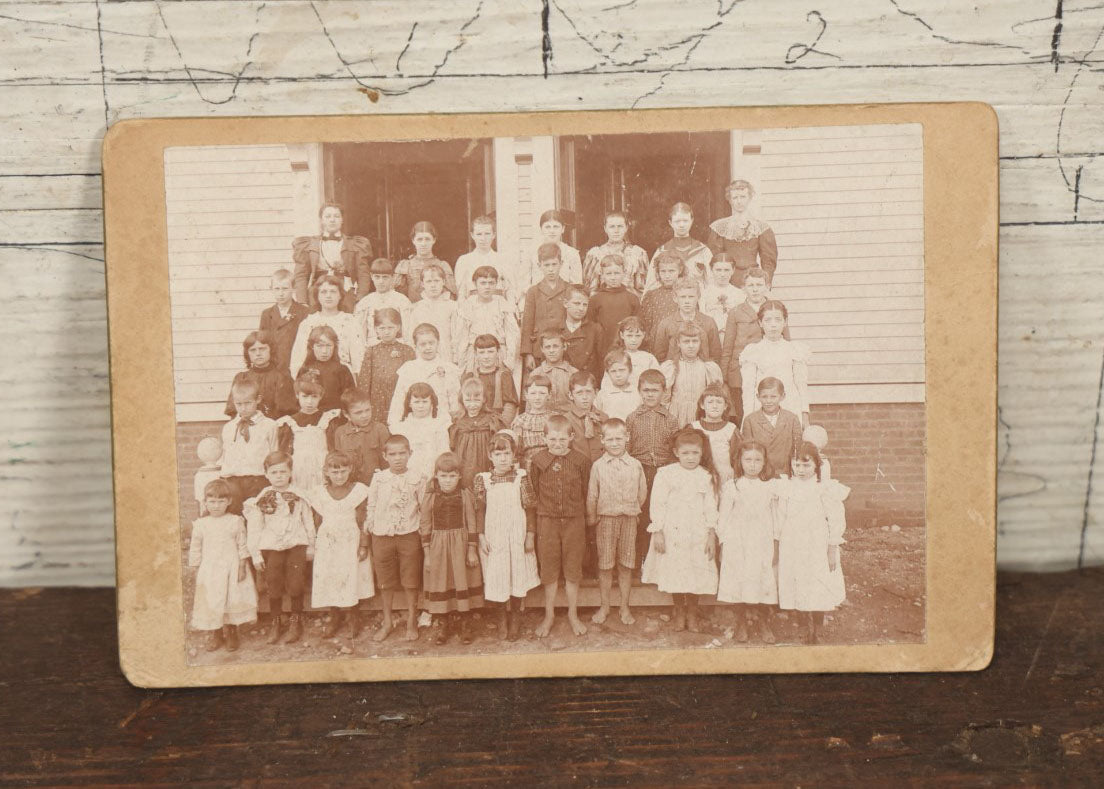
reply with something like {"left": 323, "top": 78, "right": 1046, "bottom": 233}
{"left": 289, "top": 310, "right": 366, "bottom": 378}
{"left": 188, "top": 514, "right": 258, "bottom": 630}
{"left": 308, "top": 483, "right": 375, "bottom": 608}
{"left": 717, "top": 477, "right": 780, "bottom": 604}
{"left": 641, "top": 464, "right": 720, "bottom": 595}
{"left": 775, "top": 477, "right": 849, "bottom": 611}
{"left": 738, "top": 338, "right": 811, "bottom": 419}
{"left": 692, "top": 419, "right": 739, "bottom": 483}
{"left": 392, "top": 414, "right": 451, "bottom": 479}
{"left": 479, "top": 470, "right": 540, "bottom": 602}
{"left": 275, "top": 409, "right": 341, "bottom": 491}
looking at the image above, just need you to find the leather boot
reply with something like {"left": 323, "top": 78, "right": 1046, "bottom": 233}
{"left": 206, "top": 629, "right": 224, "bottom": 652}
{"left": 284, "top": 613, "right": 303, "bottom": 644}
{"left": 458, "top": 613, "right": 474, "bottom": 645}
{"left": 323, "top": 609, "right": 344, "bottom": 638}
{"left": 266, "top": 613, "right": 284, "bottom": 645}
{"left": 348, "top": 608, "right": 363, "bottom": 639}
{"left": 224, "top": 624, "right": 239, "bottom": 652}
{"left": 433, "top": 615, "right": 449, "bottom": 645}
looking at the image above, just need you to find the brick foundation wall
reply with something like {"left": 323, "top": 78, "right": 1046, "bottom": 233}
{"left": 174, "top": 403, "right": 926, "bottom": 533}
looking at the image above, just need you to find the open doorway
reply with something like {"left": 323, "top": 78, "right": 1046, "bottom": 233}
{"left": 557, "top": 131, "right": 730, "bottom": 254}
{"left": 325, "top": 139, "right": 494, "bottom": 266}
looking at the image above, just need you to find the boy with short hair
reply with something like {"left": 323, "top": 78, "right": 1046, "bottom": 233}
{"left": 586, "top": 255, "right": 640, "bottom": 359}
{"left": 529, "top": 414, "right": 592, "bottom": 639}
{"left": 561, "top": 284, "right": 604, "bottom": 380}
{"left": 595, "top": 349, "right": 642, "bottom": 421}
{"left": 365, "top": 434, "right": 427, "bottom": 642}
{"left": 406, "top": 265, "right": 458, "bottom": 363}
{"left": 258, "top": 268, "right": 310, "bottom": 375}
{"left": 640, "top": 252, "right": 682, "bottom": 351}
{"left": 220, "top": 379, "right": 280, "bottom": 514}
{"left": 387, "top": 323, "right": 463, "bottom": 427}
{"left": 652, "top": 276, "right": 722, "bottom": 364}
{"left": 626, "top": 368, "right": 680, "bottom": 563}
{"left": 720, "top": 267, "right": 786, "bottom": 426}
{"left": 512, "top": 374, "right": 554, "bottom": 469}
{"left": 741, "top": 376, "right": 803, "bottom": 477}
{"left": 558, "top": 370, "right": 606, "bottom": 462}
{"left": 243, "top": 450, "right": 315, "bottom": 644}
{"left": 455, "top": 265, "right": 519, "bottom": 372}
{"left": 521, "top": 242, "right": 569, "bottom": 370}
{"left": 699, "top": 254, "right": 745, "bottom": 345}
{"left": 471, "top": 334, "right": 519, "bottom": 424}
{"left": 354, "top": 258, "right": 412, "bottom": 347}
{"left": 530, "top": 329, "right": 577, "bottom": 412}
{"left": 586, "top": 418, "right": 647, "bottom": 626}
{"left": 454, "top": 215, "right": 515, "bottom": 303}
{"left": 330, "top": 387, "right": 391, "bottom": 486}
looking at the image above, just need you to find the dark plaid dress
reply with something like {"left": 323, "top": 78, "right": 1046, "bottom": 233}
{"left": 420, "top": 485, "right": 484, "bottom": 614}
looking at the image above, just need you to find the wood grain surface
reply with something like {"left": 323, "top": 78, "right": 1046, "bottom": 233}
{"left": 2, "top": 0, "right": 1101, "bottom": 584}
{"left": 2, "top": 569, "right": 1101, "bottom": 784}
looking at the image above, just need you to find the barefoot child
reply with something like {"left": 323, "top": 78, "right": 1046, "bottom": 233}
{"left": 388, "top": 323, "right": 462, "bottom": 427}
{"left": 741, "top": 377, "right": 803, "bottom": 478}
{"left": 244, "top": 452, "right": 315, "bottom": 644}
{"left": 529, "top": 415, "right": 592, "bottom": 638}
{"left": 354, "top": 258, "right": 412, "bottom": 348}
{"left": 520, "top": 243, "right": 569, "bottom": 371}
{"left": 626, "top": 369, "right": 680, "bottom": 565}
{"left": 530, "top": 330, "right": 577, "bottom": 413}
{"left": 512, "top": 374, "right": 553, "bottom": 469}
{"left": 364, "top": 434, "right": 426, "bottom": 642}
{"left": 775, "top": 442, "right": 849, "bottom": 644}
{"left": 189, "top": 479, "right": 258, "bottom": 652}
{"left": 691, "top": 383, "right": 741, "bottom": 484}
{"left": 225, "top": 330, "right": 296, "bottom": 419}
{"left": 470, "top": 334, "right": 519, "bottom": 424}
{"left": 641, "top": 428, "right": 720, "bottom": 633}
{"left": 474, "top": 431, "right": 541, "bottom": 641}
{"left": 329, "top": 387, "right": 390, "bottom": 487}
{"left": 595, "top": 350, "right": 642, "bottom": 422}
{"left": 717, "top": 441, "right": 779, "bottom": 644}
{"left": 392, "top": 382, "right": 451, "bottom": 480}
{"left": 356, "top": 308, "right": 415, "bottom": 424}
{"left": 660, "top": 322, "right": 724, "bottom": 428}
{"left": 420, "top": 452, "right": 484, "bottom": 646}
{"left": 449, "top": 376, "right": 505, "bottom": 490}
{"left": 720, "top": 267, "right": 781, "bottom": 426}
{"left": 308, "top": 451, "right": 374, "bottom": 639}
{"left": 586, "top": 418, "right": 647, "bottom": 627}
{"left": 739, "top": 299, "right": 810, "bottom": 427}
{"left": 258, "top": 268, "right": 309, "bottom": 376}
{"left": 276, "top": 371, "right": 342, "bottom": 490}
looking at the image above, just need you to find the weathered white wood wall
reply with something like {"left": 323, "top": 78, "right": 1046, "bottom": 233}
{"left": 1, "top": 0, "right": 1099, "bottom": 585}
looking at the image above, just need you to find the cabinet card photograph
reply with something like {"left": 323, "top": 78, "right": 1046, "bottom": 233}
{"left": 105, "top": 104, "right": 997, "bottom": 686}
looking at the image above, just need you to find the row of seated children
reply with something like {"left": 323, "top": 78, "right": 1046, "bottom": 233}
{"left": 194, "top": 362, "right": 843, "bottom": 651}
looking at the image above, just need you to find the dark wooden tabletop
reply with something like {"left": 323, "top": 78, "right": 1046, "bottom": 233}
{"left": 2, "top": 569, "right": 1101, "bottom": 786}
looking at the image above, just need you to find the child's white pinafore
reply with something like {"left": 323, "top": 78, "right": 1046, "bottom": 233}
{"left": 717, "top": 477, "right": 779, "bottom": 605}
{"left": 189, "top": 514, "right": 258, "bottom": 630}
{"left": 641, "top": 464, "right": 720, "bottom": 595}
{"left": 692, "top": 419, "right": 738, "bottom": 483}
{"left": 308, "top": 483, "right": 375, "bottom": 608}
{"left": 479, "top": 470, "right": 540, "bottom": 602}
{"left": 277, "top": 410, "right": 340, "bottom": 491}
{"left": 775, "top": 477, "right": 849, "bottom": 611}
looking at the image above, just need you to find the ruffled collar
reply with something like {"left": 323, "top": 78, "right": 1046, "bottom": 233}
{"left": 709, "top": 214, "right": 770, "bottom": 242}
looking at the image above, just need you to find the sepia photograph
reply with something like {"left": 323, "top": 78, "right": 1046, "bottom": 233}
{"left": 166, "top": 120, "right": 927, "bottom": 667}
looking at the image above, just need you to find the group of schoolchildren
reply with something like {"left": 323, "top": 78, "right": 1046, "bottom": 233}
{"left": 187, "top": 200, "right": 850, "bottom": 656}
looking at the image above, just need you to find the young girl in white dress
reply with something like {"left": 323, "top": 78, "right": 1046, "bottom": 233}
{"left": 275, "top": 372, "right": 342, "bottom": 491}
{"left": 738, "top": 300, "right": 811, "bottom": 426}
{"left": 691, "top": 383, "right": 740, "bottom": 484}
{"left": 775, "top": 441, "right": 850, "bottom": 644}
{"left": 473, "top": 430, "right": 541, "bottom": 641}
{"left": 641, "top": 428, "right": 720, "bottom": 633}
{"left": 392, "top": 382, "right": 451, "bottom": 479}
{"left": 188, "top": 479, "right": 258, "bottom": 653}
{"left": 289, "top": 275, "right": 366, "bottom": 378}
{"left": 660, "top": 322, "right": 723, "bottom": 428}
{"left": 717, "top": 441, "right": 780, "bottom": 644}
{"left": 308, "top": 451, "right": 374, "bottom": 638}
{"left": 600, "top": 315, "right": 659, "bottom": 391}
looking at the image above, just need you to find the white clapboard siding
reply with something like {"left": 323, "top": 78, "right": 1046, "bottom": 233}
{"left": 167, "top": 145, "right": 297, "bottom": 420}
{"left": 760, "top": 123, "right": 924, "bottom": 394}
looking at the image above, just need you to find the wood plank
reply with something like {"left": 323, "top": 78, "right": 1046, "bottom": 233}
{"left": 164, "top": 159, "right": 292, "bottom": 176}
{"left": 761, "top": 135, "right": 924, "bottom": 155}
{"left": 165, "top": 145, "right": 292, "bottom": 163}
{"left": 769, "top": 214, "right": 923, "bottom": 234}
{"left": 760, "top": 188, "right": 921, "bottom": 206}
{"left": 760, "top": 200, "right": 923, "bottom": 221}
{"left": 166, "top": 223, "right": 294, "bottom": 241}
{"left": 166, "top": 210, "right": 295, "bottom": 227}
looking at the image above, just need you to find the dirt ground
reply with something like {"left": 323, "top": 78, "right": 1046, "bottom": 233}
{"left": 185, "top": 523, "right": 925, "bottom": 666}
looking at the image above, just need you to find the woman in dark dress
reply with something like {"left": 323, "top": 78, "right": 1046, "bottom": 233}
{"left": 291, "top": 202, "right": 373, "bottom": 312}
{"left": 707, "top": 177, "right": 778, "bottom": 287}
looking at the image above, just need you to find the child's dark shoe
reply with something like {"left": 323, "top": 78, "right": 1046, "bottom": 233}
{"left": 224, "top": 624, "right": 239, "bottom": 652}
{"left": 458, "top": 614, "right": 474, "bottom": 645}
{"left": 432, "top": 616, "right": 449, "bottom": 645}
{"left": 323, "top": 610, "right": 344, "bottom": 639}
{"left": 348, "top": 609, "right": 363, "bottom": 639}
{"left": 284, "top": 613, "right": 303, "bottom": 644}
{"left": 266, "top": 613, "right": 285, "bottom": 644}
{"left": 205, "top": 630, "right": 223, "bottom": 652}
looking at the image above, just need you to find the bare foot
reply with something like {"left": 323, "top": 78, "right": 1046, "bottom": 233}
{"left": 535, "top": 613, "right": 555, "bottom": 638}
{"left": 591, "top": 606, "right": 609, "bottom": 625}
{"left": 619, "top": 607, "right": 636, "bottom": 625}
{"left": 373, "top": 619, "right": 393, "bottom": 643}
{"left": 403, "top": 622, "right": 419, "bottom": 642}
{"left": 568, "top": 615, "right": 588, "bottom": 637}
